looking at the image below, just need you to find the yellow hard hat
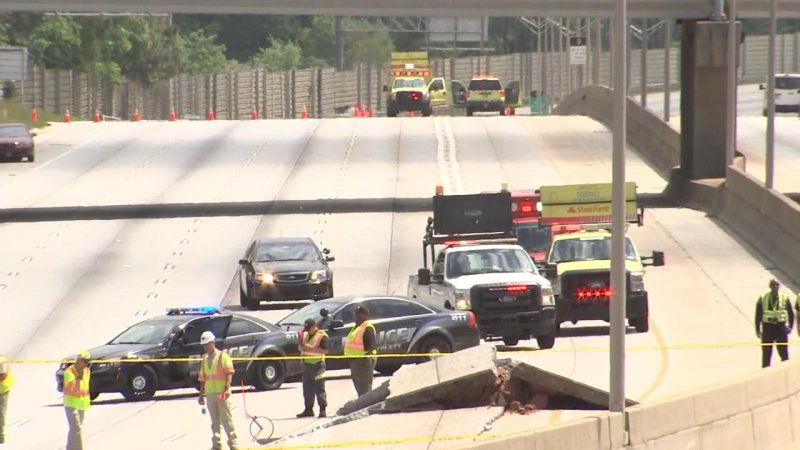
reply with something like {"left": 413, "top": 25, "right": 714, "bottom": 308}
{"left": 77, "top": 350, "right": 91, "bottom": 361}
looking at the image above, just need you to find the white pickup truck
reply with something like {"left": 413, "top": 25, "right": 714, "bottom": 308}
{"left": 408, "top": 241, "right": 557, "bottom": 348}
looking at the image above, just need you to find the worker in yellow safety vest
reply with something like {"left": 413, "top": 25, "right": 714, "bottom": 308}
{"left": 63, "top": 350, "right": 91, "bottom": 450}
{"left": 345, "top": 305, "right": 378, "bottom": 397}
{"left": 755, "top": 279, "right": 795, "bottom": 368}
{"left": 198, "top": 331, "right": 239, "bottom": 450}
{"left": 296, "top": 318, "right": 329, "bottom": 418}
{"left": 0, "top": 355, "right": 13, "bottom": 444}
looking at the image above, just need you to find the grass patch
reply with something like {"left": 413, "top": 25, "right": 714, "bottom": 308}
{"left": 0, "top": 98, "right": 63, "bottom": 129}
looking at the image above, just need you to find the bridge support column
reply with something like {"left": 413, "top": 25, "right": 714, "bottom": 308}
{"left": 680, "top": 20, "right": 741, "bottom": 179}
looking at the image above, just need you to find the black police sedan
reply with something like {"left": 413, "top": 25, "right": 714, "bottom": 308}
{"left": 243, "top": 295, "right": 481, "bottom": 390}
{"left": 238, "top": 237, "right": 335, "bottom": 310}
{"left": 56, "top": 307, "right": 276, "bottom": 402}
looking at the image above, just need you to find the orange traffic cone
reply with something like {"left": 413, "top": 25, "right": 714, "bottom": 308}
{"left": 504, "top": 107, "right": 513, "bottom": 116}
{"left": 353, "top": 104, "right": 360, "bottom": 118}
{"left": 168, "top": 107, "right": 177, "bottom": 122}
{"left": 251, "top": 105, "right": 259, "bottom": 120}
{"left": 64, "top": 108, "right": 71, "bottom": 123}
{"left": 300, "top": 104, "right": 309, "bottom": 119}
{"left": 132, "top": 108, "right": 141, "bottom": 122}
{"left": 92, "top": 109, "right": 102, "bottom": 122}
{"left": 31, "top": 108, "right": 40, "bottom": 122}
{"left": 359, "top": 104, "right": 367, "bottom": 118}
{"left": 206, "top": 106, "right": 215, "bottom": 121}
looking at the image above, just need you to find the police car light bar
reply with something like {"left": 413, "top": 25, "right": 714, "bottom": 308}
{"left": 166, "top": 307, "right": 220, "bottom": 315}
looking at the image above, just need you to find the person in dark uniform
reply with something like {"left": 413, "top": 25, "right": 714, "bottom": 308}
{"left": 755, "top": 279, "right": 794, "bottom": 368}
{"left": 296, "top": 318, "right": 328, "bottom": 418}
{"left": 344, "top": 305, "right": 377, "bottom": 396}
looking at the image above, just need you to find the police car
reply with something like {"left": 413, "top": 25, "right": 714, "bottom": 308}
{"left": 55, "top": 307, "right": 276, "bottom": 402}
{"left": 248, "top": 295, "right": 481, "bottom": 390}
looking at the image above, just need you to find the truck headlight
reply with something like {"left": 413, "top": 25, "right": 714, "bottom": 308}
{"left": 454, "top": 290, "right": 471, "bottom": 310}
{"left": 310, "top": 270, "right": 328, "bottom": 283}
{"left": 630, "top": 272, "right": 644, "bottom": 292}
{"left": 255, "top": 273, "right": 274, "bottom": 284}
{"left": 541, "top": 287, "right": 554, "bottom": 305}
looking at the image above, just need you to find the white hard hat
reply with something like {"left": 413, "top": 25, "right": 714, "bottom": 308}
{"left": 200, "top": 331, "right": 216, "bottom": 345}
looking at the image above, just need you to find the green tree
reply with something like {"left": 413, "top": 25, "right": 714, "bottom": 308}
{"left": 177, "top": 30, "right": 231, "bottom": 75}
{"left": 345, "top": 19, "right": 394, "bottom": 67}
{"left": 26, "top": 16, "right": 82, "bottom": 69}
{"left": 252, "top": 38, "right": 302, "bottom": 71}
{"left": 117, "top": 18, "right": 183, "bottom": 87}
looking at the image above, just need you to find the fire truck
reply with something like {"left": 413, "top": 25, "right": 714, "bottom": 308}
{"left": 537, "top": 182, "right": 665, "bottom": 334}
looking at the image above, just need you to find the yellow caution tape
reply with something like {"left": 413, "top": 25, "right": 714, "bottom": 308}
{"left": 8, "top": 340, "right": 799, "bottom": 365}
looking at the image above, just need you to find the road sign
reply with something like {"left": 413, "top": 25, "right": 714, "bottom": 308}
{"left": 569, "top": 36, "right": 587, "bottom": 65}
{"left": 0, "top": 47, "right": 28, "bottom": 80}
{"left": 428, "top": 18, "right": 487, "bottom": 43}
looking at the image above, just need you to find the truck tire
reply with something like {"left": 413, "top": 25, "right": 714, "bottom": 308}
{"left": 466, "top": 107, "right": 474, "bottom": 117}
{"left": 422, "top": 105, "right": 432, "bottom": 117}
{"left": 630, "top": 317, "right": 649, "bottom": 333}
{"left": 502, "top": 337, "right": 519, "bottom": 346}
{"left": 536, "top": 334, "right": 556, "bottom": 350}
{"left": 387, "top": 109, "right": 398, "bottom": 118}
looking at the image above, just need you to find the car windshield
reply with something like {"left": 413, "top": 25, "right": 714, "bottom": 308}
{"left": 549, "top": 236, "right": 638, "bottom": 263}
{"left": 0, "top": 125, "right": 28, "bottom": 137}
{"left": 468, "top": 79, "right": 502, "bottom": 90}
{"left": 256, "top": 241, "right": 318, "bottom": 262}
{"left": 446, "top": 248, "right": 536, "bottom": 277}
{"left": 394, "top": 78, "right": 425, "bottom": 88}
{"left": 514, "top": 223, "right": 552, "bottom": 253}
{"left": 277, "top": 301, "right": 346, "bottom": 327}
{"left": 109, "top": 320, "right": 177, "bottom": 345}
{"left": 775, "top": 77, "right": 800, "bottom": 90}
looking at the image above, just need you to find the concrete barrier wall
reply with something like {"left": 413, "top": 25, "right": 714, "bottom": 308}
{"left": 496, "top": 84, "right": 800, "bottom": 450}
{"left": 552, "top": 86, "right": 680, "bottom": 177}
{"left": 473, "top": 342, "right": 800, "bottom": 450}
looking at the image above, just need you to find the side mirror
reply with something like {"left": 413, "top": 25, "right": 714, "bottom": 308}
{"left": 418, "top": 268, "right": 431, "bottom": 286}
{"left": 238, "top": 259, "right": 249, "bottom": 266}
{"left": 329, "top": 320, "right": 345, "bottom": 329}
{"left": 324, "top": 256, "right": 335, "bottom": 262}
{"left": 382, "top": 85, "right": 389, "bottom": 92}
{"left": 644, "top": 251, "right": 665, "bottom": 267}
{"left": 542, "top": 263, "right": 558, "bottom": 279}
{"left": 322, "top": 248, "right": 330, "bottom": 255}
{"left": 759, "top": 84, "right": 765, "bottom": 90}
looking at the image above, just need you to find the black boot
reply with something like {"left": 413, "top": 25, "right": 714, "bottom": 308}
{"left": 318, "top": 408, "right": 326, "bottom": 418}
{"left": 296, "top": 409, "right": 314, "bottom": 418}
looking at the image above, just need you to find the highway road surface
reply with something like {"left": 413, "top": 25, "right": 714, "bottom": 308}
{"left": 0, "top": 116, "right": 792, "bottom": 449}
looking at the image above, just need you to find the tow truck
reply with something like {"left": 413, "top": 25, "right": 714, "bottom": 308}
{"left": 538, "top": 182, "right": 665, "bottom": 334}
{"left": 407, "top": 188, "right": 557, "bottom": 348}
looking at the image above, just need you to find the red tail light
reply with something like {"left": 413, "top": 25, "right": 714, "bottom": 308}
{"left": 519, "top": 202, "right": 534, "bottom": 214}
{"left": 467, "top": 311, "right": 477, "bottom": 328}
{"left": 506, "top": 284, "right": 528, "bottom": 293}
{"left": 575, "top": 288, "right": 612, "bottom": 300}
{"left": 410, "top": 92, "right": 421, "bottom": 101}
